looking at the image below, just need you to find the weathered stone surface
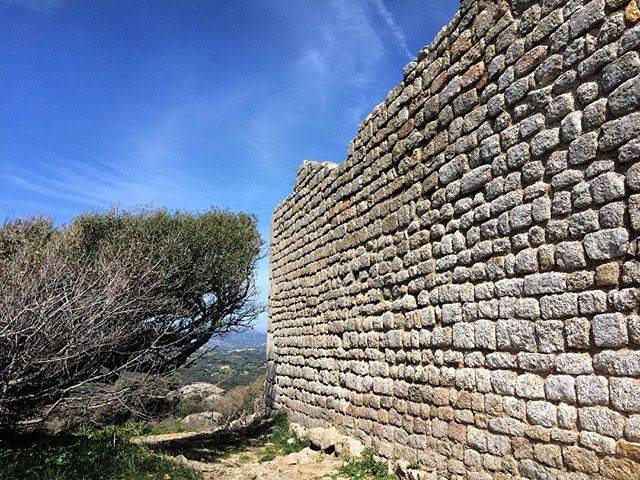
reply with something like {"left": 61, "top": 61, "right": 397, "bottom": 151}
{"left": 531, "top": 128, "right": 560, "bottom": 157}
{"left": 599, "top": 113, "right": 640, "bottom": 151}
{"left": 583, "top": 228, "right": 629, "bottom": 260}
{"left": 516, "top": 373, "right": 545, "bottom": 399}
{"left": 631, "top": 194, "right": 640, "bottom": 230}
{"left": 601, "top": 456, "right": 640, "bottom": 480}
{"left": 627, "top": 0, "right": 640, "bottom": 23}
{"left": 578, "top": 290, "right": 607, "bottom": 315}
{"left": 602, "top": 52, "right": 640, "bottom": 92}
{"left": 593, "top": 313, "right": 628, "bottom": 348}
{"left": 609, "top": 75, "right": 640, "bottom": 117}
{"left": 596, "top": 262, "right": 621, "bottom": 286}
{"left": 540, "top": 293, "right": 578, "bottom": 319}
{"left": 562, "top": 446, "right": 599, "bottom": 473}
{"left": 524, "top": 273, "right": 566, "bottom": 295}
{"left": 579, "top": 406, "right": 625, "bottom": 438}
{"left": 527, "top": 401, "right": 557, "bottom": 427}
{"left": 590, "top": 172, "right": 626, "bottom": 204}
{"left": 517, "top": 45, "right": 548, "bottom": 76}
{"left": 545, "top": 375, "right": 576, "bottom": 403}
{"left": 627, "top": 163, "right": 640, "bottom": 191}
{"left": 625, "top": 416, "right": 640, "bottom": 442}
{"left": 569, "top": 132, "right": 598, "bottom": 165}
{"left": 555, "top": 242, "right": 586, "bottom": 271}
{"left": 557, "top": 353, "right": 593, "bottom": 375}
{"left": 180, "top": 411, "right": 222, "bottom": 431}
{"left": 461, "top": 165, "right": 492, "bottom": 195}
{"left": 576, "top": 376, "right": 609, "bottom": 406}
{"left": 610, "top": 378, "right": 640, "bottom": 413}
{"left": 565, "top": 317, "right": 591, "bottom": 349}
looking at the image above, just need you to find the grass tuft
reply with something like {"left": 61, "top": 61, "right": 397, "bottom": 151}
{"left": 258, "top": 411, "right": 309, "bottom": 462}
{"left": 337, "top": 449, "right": 396, "bottom": 480}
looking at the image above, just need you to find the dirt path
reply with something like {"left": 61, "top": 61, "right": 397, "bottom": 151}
{"left": 135, "top": 425, "right": 345, "bottom": 480}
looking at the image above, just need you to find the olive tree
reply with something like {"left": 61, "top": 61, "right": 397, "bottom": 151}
{"left": 0, "top": 207, "right": 263, "bottom": 431}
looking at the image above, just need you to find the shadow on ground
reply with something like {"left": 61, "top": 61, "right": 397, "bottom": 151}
{"left": 146, "top": 417, "right": 273, "bottom": 463}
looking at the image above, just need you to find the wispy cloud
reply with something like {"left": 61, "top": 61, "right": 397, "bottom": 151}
{"left": 1, "top": 83, "right": 272, "bottom": 219}
{"left": 367, "top": 0, "right": 414, "bottom": 60}
{"left": 243, "top": 0, "right": 397, "bottom": 167}
{"left": 2, "top": 0, "right": 64, "bottom": 11}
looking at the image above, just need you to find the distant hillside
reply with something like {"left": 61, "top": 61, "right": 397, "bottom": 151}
{"left": 208, "top": 329, "right": 267, "bottom": 350}
{"left": 177, "top": 346, "right": 266, "bottom": 390}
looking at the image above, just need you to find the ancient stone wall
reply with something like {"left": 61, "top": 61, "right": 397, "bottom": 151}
{"left": 266, "top": 0, "right": 640, "bottom": 477}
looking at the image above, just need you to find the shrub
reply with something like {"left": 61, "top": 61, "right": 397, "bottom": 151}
{"left": 338, "top": 449, "right": 396, "bottom": 480}
{"left": 47, "top": 376, "right": 181, "bottom": 432}
{"left": 0, "top": 207, "right": 263, "bottom": 432}
{"left": 210, "top": 377, "right": 265, "bottom": 427}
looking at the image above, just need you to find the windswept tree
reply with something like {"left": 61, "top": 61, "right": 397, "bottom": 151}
{"left": 0, "top": 207, "right": 263, "bottom": 432}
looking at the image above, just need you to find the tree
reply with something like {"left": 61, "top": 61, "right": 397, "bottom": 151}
{"left": 0, "top": 207, "right": 263, "bottom": 432}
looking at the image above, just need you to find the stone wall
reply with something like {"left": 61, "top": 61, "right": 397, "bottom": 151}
{"left": 266, "top": 0, "right": 640, "bottom": 478}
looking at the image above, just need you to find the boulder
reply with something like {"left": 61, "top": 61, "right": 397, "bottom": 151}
{"left": 335, "top": 436, "right": 366, "bottom": 457}
{"left": 307, "top": 426, "right": 341, "bottom": 451}
{"left": 178, "top": 382, "right": 224, "bottom": 400}
{"left": 180, "top": 411, "right": 222, "bottom": 431}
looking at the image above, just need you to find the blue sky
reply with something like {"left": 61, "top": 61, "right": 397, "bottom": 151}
{"left": 0, "top": 0, "right": 457, "bottom": 332}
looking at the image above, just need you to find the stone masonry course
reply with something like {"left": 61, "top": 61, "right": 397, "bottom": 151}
{"left": 267, "top": 0, "right": 640, "bottom": 478}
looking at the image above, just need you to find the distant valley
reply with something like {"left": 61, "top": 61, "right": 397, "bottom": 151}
{"left": 208, "top": 328, "right": 267, "bottom": 350}
{"left": 177, "top": 329, "right": 268, "bottom": 390}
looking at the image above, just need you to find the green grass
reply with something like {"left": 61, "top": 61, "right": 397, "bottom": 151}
{"left": 144, "top": 419, "right": 190, "bottom": 436}
{"left": 258, "top": 412, "right": 309, "bottom": 463}
{"left": 0, "top": 423, "right": 202, "bottom": 480}
{"left": 337, "top": 450, "right": 396, "bottom": 480}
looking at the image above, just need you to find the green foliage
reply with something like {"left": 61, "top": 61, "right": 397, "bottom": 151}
{"left": 337, "top": 450, "right": 396, "bottom": 480}
{"left": 0, "top": 425, "right": 202, "bottom": 480}
{"left": 258, "top": 412, "right": 309, "bottom": 462}
{"left": 73, "top": 421, "right": 145, "bottom": 440}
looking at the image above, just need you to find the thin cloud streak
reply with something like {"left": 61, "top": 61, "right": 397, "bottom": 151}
{"left": 4, "top": 173, "right": 111, "bottom": 208}
{"left": 243, "top": 0, "right": 396, "bottom": 171}
{"left": 368, "top": 0, "right": 414, "bottom": 60}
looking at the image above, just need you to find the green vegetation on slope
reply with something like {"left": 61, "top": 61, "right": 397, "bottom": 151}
{"left": 0, "top": 423, "right": 202, "bottom": 480}
{"left": 175, "top": 348, "right": 266, "bottom": 391}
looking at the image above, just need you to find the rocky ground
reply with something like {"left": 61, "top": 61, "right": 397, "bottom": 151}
{"left": 134, "top": 420, "right": 346, "bottom": 480}
{"left": 168, "top": 442, "right": 341, "bottom": 480}
{"left": 134, "top": 412, "right": 436, "bottom": 480}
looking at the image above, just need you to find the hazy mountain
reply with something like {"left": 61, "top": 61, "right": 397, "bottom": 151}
{"left": 208, "top": 329, "right": 267, "bottom": 350}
